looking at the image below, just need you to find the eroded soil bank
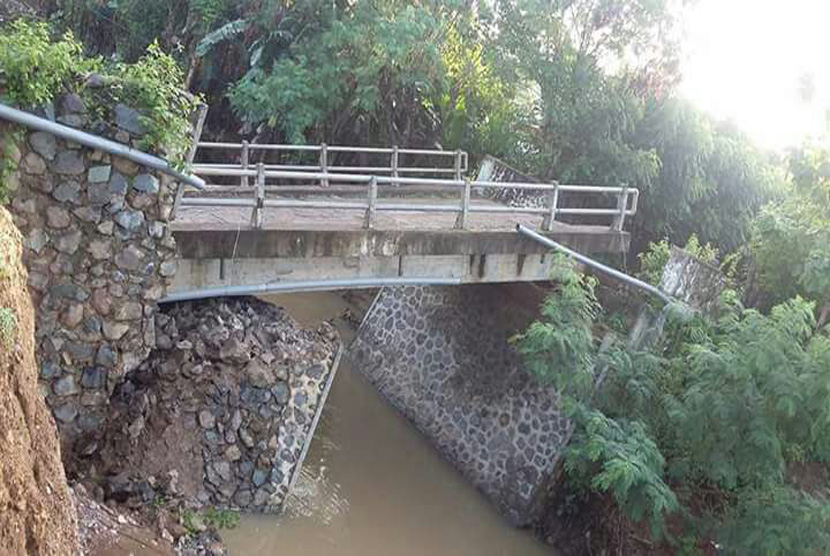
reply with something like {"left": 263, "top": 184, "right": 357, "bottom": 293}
{"left": 0, "top": 207, "right": 79, "bottom": 555}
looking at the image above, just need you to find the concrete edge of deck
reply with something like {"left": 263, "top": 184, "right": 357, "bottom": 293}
{"left": 171, "top": 226, "right": 630, "bottom": 259}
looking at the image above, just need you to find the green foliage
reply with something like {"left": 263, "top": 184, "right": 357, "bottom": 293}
{"left": 751, "top": 144, "right": 830, "bottom": 314}
{"left": 182, "top": 507, "right": 239, "bottom": 534}
{"left": 229, "top": 1, "right": 443, "bottom": 144}
{"left": 0, "top": 20, "right": 196, "bottom": 163}
{"left": 113, "top": 41, "right": 201, "bottom": 162}
{"left": 637, "top": 239, "right": 672, "bottom": 286}
{"left": 717, "top": 487, "right": 830, "bottom": 555}
{"left": 516, "top": 260, "right": 830, "bottom": 550}
{"left": 512, "top": 255, "right": 599, "bottom": 396}
{"left": 203, "top": 507, "right": 239, "bottom": 529}
{"left": 565, "top": 411, "right": 679, "bottom": 539}
{"left": 637, "top": 234, "right": 719, "bottom": 286}
{"left": 0, "top": 20, "right": 97, "bottom": 107}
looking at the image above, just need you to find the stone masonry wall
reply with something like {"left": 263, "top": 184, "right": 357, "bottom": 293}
{"left": 5, "top": 93, "right": 180, "bottom": 448}
{"left": 347, "top": 284, "right": 571, "bottom": 526}
{"left": 94, "top": 297, "right": 339, "bottom": 512}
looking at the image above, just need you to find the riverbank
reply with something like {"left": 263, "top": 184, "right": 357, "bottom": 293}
{"left": 220, "top": 291, "right": 552, "bottom": 555}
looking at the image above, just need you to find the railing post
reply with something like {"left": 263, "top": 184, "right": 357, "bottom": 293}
{"left": 320, "top": 143, "right": 329, "bottom": 187}
{"left": 542, "top": 182, "right": 559, "bottom": 231}
{"left": 391, "top": 145, "right": 399, "bottom": 187}
{"left": 612, "top": 183, "right": 629, "bottom": 231}
{"left": 454, "top": 149, "right": 463, "bottom": 182}
{"left": 454, "top": 177, "right": 471, "bottom": 230}
{"left": 364, "top": 176, "right": 378, "bottom": 229}
{"left": 241, "top": 140, "right": 250, "bottom": 188}
{"left": 250, "top": 162, "right": 265, "bottom": 229}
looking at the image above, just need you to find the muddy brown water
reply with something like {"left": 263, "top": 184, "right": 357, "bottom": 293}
{"left": 220, "top": 292, "right": 552, "bottom": 555}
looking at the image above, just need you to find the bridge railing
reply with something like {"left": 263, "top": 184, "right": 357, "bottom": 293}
{"left": 176, "top": 164, "right": 639, "bottom": 232}
{"left": 193, "top": 142, "right": 469, "bottom": 187}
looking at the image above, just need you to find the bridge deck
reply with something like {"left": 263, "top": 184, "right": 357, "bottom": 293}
{"left": 172, "top": 197, "right": 610, "bottom": 234}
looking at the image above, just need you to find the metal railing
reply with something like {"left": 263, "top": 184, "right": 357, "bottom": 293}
{"left": 193, "top": 142, "right": 468, "bottom": 187}
{"left": 0, "top": 103, "right": 206, "bottom": 190}
{"left": 179, "top": 161, "right": 639, "bottom": 231}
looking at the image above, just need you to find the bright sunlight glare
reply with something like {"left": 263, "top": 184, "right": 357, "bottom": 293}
{"left": 681, "top": 0, "right": 830, "bottom": 151}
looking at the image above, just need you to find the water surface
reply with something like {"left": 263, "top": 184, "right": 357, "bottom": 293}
{"left": 220, "top": 292, "right": 552, "bottom": 556}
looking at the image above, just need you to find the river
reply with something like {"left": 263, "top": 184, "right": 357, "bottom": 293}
{"left": 220, "top": 291, "right": 552, "bottom": 556}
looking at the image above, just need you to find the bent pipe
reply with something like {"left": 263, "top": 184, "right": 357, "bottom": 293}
{"left": 160, "top": 276, "right": 463, "bottom": 304}
{"left": 516, "top": 224, "right": 674, "bottom": 304}
{"left": 0, "top": 102, "right": 205, "bottom": 190}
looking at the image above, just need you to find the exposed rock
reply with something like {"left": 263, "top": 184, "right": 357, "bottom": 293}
{"left": 61, "top": 303, "right": 84, "bottom": 327}
{"left": 133, "top": 174, "right": 160, "bottom": 194}
{"left": 93, "top": 298, "right": 339, "bottom": 513}
{"left": 46, "top": 206, "right": 72, "bottom": 228}
{"left": 52, "top": 150, "right": 85, "bottom": 175}
{"left": 88, "top": 165, "right": 112, "bottom": 183}
{"left": 114, "top": 104, "right": 145, "bottom": 135}
{"left": 22, "top": 151, "right": 47, "bottom": 174}
{"left": 55, "top": 228, "right": 82, "bottom": 254}
{"left": 53, "top": 180, "right": 81, "bottom": 204}
{"left": 115, "top": 245, "right": 145, "bottom": 271}
{"left": 115, "top": 209, "right": 145, "bottom": 232}
{"left": 114, "top": 301, "right": 143, "bottom": 321}
{"left": 61, "top": 93, "right": 86, "bottom": 114}
{"left": 109, "top": 172, "right": 129, "bottom": 196}
{"left": 28, "top": 132, "right": 57, "bottom": 160}
{"left": 73, "top": 205, "right": 102, "bottom": 223}
{"left": 198, "top": 410, "right": 216, "bottom": 429}
{"left": 54, "top": 374, "right": 80, "bottom": 396}
{"left": 112, "top": 156, "right": 139, "bottom": 176}
{"left": 103, "top": 321, "right": 130, "bottom": 341}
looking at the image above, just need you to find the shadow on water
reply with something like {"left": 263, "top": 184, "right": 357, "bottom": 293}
{"left": 219, "top": 292, "right": 553, "bottom": 556}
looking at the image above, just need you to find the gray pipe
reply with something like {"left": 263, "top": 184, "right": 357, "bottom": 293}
{"left": 516, "top": 224, "right": 674, "bottom": 304}
{"left": 0, "top": 103, "right": 205, "bottom": 190}
{"left": 161, "top": 276, "right": 463, "bottom": 303}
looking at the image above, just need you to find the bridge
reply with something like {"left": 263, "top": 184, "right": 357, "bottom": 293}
{"left": 166, "top": 142, "right": 637, "bottom": 300}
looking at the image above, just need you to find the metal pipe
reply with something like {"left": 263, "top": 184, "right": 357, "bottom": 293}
{"left": 0, "top": 102, "right": 205, "bottom": 190}
{"left": 516, "top": 224, "right": 674, "bottom": 304}
{"left": 160, "top": 276, "right": 463, "bottom": 303}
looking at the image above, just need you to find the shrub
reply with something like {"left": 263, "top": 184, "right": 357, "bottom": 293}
{"left": 0, "top": 21, "right": 198, "bottom": 164}
{"left": 637, "top": 233, "right": 719, "bottom": 286}
{"left": 0, "top": 20, "right": 97, "bottom": 107}
{"left": 113, "top": 41, "right": 201, "bottom": 163}
{"left": 516, "top": 256, "right": 830, "bottom": 551}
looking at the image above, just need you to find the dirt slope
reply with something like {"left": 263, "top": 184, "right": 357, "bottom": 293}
{"left": 0, "top": 206, "right": 79, "bottom": 555}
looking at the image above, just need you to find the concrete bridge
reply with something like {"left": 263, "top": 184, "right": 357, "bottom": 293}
{"left": 167, "top": 143, "right": 637, "bottom": 299}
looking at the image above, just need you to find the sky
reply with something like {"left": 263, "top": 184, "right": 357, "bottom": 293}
{"left": 680, "top": 0, "right": 830, "bottom": 151}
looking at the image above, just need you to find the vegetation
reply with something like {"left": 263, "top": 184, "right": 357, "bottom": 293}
{"left": 0, "top": 20, "right": 198, "bottom": 163}
{"left": 515, "top": 257, "right": 830, "bottom": 553}
{"left": 44, "top": 0, "right": 775, "bottom": 253}
{"left": 637, "top": 234, "right": 719, "bottom": 286}
{"left": 181, "top": 507, "right": 239, "bottom": 533}
{"left": 3, "top": 1, "right": 830, "bottom": 553}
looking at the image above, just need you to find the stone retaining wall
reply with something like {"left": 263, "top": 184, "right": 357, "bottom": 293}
{"left": 5, "top": 92, "right": 179, "bottom": 447}
{"left": 93, "top": 297, "right": 339, "bottom": 512}
{"left": 347, "top": 284, "right": 570, "bottom": 526}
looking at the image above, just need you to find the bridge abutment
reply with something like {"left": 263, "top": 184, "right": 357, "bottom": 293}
{"left": 347, "top": 283, "right": 570, "bottom": 526}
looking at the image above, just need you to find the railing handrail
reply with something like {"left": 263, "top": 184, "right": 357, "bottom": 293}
{"left": 197, "top": 141, "right": 466, "bottom": 157}
{"left": 0, "top": 103, "right": 205, "bottom": 190}
{"left": 190, "top": 166, "right": 638, "bottom": 196}
{"left": 178, "top": 166, "right": 638, "bottom": 232}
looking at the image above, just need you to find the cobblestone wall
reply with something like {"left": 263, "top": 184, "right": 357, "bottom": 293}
{"left": 94, "top": 298, "right": 339, "bottom": 512}
{"left": 347, "top": 284, "right": 570, "bottom": 526}
{"left": 5, "top": 93, "right": 179, "bottom": 446}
